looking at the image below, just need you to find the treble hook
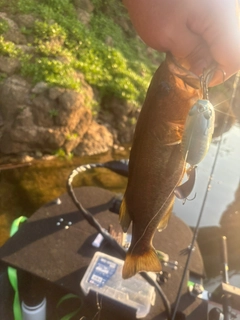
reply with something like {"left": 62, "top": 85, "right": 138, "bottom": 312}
{"left": 200, "top": 65, "right": 226, "bottom": 99}
{"left": 182, "top": 192, "right": 197, "bottom": 205}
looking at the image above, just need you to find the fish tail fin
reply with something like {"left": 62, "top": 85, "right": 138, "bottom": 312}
{"left": 122, "top": 247, "right": 162, "bottom": 279}
{"left": 119, "top": 196, "right": 131, "bottom": 233}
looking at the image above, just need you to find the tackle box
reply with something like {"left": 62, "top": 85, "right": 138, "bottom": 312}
{"left": 80, "top": 251, "right": 156, "bottom": 318}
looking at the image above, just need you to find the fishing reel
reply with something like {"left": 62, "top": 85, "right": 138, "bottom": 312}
{"left": 208, "top": 307, "right": 224, "bottom": 320}
{"left": 208, "top": 307, "right": 237, "bottom": 320}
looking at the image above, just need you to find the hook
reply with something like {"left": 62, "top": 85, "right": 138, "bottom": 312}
{"left": 182, "top": 192, "right": 197, "bottom": 205}
{"left": 200, "top": 64, "right": 226, "bottom": 99}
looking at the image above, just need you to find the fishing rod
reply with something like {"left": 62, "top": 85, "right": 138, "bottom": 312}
{"left": 208, "top": 235, "right": 239, "bottom": 320}
{"left": 171, "top": 71, "right": 240, "bottom": 320}
{"left": 221, "top": 236, "right": 231, "bottom": 320}
{"left": 67, "top": 160, "right": 172, "bottom": 320}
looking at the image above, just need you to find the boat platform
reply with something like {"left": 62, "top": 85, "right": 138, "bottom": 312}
{"left": 0, "top": 186, "right": 207, "bottom": 319}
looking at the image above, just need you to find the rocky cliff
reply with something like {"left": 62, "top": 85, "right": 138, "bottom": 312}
{"left": 0, "top": 0, "right": 163, "bottom": 160}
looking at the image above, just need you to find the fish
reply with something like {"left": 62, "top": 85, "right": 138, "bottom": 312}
{"left": 119, "top": 54, "right": 202, "bottom": 279}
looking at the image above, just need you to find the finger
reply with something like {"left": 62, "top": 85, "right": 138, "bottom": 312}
{"left": 187, "top": 0, "right": 240, "bottom": 86}
{"left": 162, "top": 21, "right": 214, "bottom": 77}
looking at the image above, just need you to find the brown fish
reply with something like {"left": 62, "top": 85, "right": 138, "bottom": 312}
{"left": 119, "top": 54, "right": 202, "bottom": 279}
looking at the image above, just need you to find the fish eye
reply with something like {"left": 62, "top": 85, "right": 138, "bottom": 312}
{"left": 197, "top": 105, "right": 205, "bottom": 113}
{"left": 204, "top": 109, "right": 212, "bottom": 119}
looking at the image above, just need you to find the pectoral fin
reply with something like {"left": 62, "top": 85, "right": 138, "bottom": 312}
{"left": 119, "top": 196, "right": 131, "bottom": 233}
{"left": 174, "top": 166, "right": 197, "bottom": 199}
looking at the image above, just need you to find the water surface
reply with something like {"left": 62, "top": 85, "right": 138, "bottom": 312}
{"left": 0, "top": 125, "right": 239, "bottom": 281}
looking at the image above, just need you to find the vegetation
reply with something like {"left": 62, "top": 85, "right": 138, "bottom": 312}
{"left": 0, "top": 18, "right": 8, "bottom": 34}
{"left": 53, "top": 148, "right": 73, "bottom": 159}
{"left": 48, "top": 108, "right": 59, "bottom": 118}
{"left": 0, "top": 0, "right": 164, "bottom": 106}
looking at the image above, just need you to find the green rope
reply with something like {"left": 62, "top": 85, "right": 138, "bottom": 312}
{"left": 8, "top": 216, "right": 82, "bottom": 320}
{"left": 8, "top": 216, "right": 27, "bottom": 320}
{"left": 57, "top": 293, "right": 82, "bottom": 320}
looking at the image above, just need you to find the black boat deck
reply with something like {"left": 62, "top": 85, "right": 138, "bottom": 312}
{"left": 0, "top": 186, "right": 207, "bottom": 319}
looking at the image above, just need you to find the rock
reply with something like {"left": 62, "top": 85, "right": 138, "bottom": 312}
{"left": 41, "top": 154, "right": 56, "bottom": 161}
{"left": 58, "top": 89, "right": 85, "bottom": 111}
{"left": 73, "top": 121, "right": 113, "bottom": 156}
{"left": 0, "top": 68, "right": 99, "bottom": 155}
{"left": 4, "top": 26, "right": 27, "bottom": 45}
{"left": 0, "top": 13, "right": 27, "bottom": 44}
{"left": 35, "top": 150, "right": 43, "bottom": 158}
{"left": 0, "top": 113, "right": 3, "bottom": 127}
{"left": 99, "top": 96, "right": 139, "bottom": 144}
{"left": 0, "top": 106, "right": 36, "bottom": 153}
{"left": 55, "top": 89, "right": 93, "bottom": 131}
{"left": 14, "top": 14, "right": 36, "bottom": 28}
{"left": 0, "top": 75, "right": 31, "bottom": 120}
{"left": 63, "top": 108, "right": 92, "bottom": 153}
{"left": 0, "top": 103, "right": 65, "bottom": 154}
{"left": 0, "top": 56, "right": 20, "bottom": 75}
{"left": 32, "top": 82, "right": 49, "bottom": 94}
{"left": 73, "top": 0, "right": 94, "bottom": 12}
{"left": 105, "top": 36, "right": 113, "bottom": 46}
{"left": 0, "top": 12, "right": 16, "bottom": 29}
{"left": 48, "top": 87, "right": 65, "bottom": 100}
{"left": 35, "top": 127, "right": 67, "bottom": 151}
{"left": 76, "top": 8, "right": 92, "bottom": 25}
{"left": 31, "top": 94, "right": 56, "bottom": 128}
{"left": 15, "top": 44, "right": 35, "bottom": 54}
{"left": 19, "top": 153, "right": 34, "bottom": 163}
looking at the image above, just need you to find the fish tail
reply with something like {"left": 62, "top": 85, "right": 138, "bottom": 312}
{"left": 122, "top": 247, "right": 162, "bottom": 279}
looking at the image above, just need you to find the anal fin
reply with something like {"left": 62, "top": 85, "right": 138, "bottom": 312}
{"left": 119, "top": 196, "right": 131, "bottom": 233}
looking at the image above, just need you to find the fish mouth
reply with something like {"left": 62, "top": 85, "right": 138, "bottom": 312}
{"left": 166, "top": 53, "right": 201, "bottom": 90}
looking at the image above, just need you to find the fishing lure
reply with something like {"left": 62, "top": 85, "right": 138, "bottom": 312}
{"left": 174, "top": 67, "right": 217, "bottom": 200}
{"left": 181, "top": 98, "right": 215, "bottom": 167}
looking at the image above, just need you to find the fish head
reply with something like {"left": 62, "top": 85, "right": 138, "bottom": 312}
{"left": 189, "top": 99, "right": 214, "bottom": 120}
{"left": 166, "top": 53, "right": 202, "bottom": 92}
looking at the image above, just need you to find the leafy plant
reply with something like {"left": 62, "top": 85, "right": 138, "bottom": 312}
{"left": 0, "top": 72, "right": 7, "bottom": 82}
{"left": 21, "top": 58, "right": 80, "bottom": 89}
{"left": 34, "top": 21, "right": 66, "bottom": 41}
{"left": 48, "top": 108, "right": 59, "bottom": 118}
{"left": 0, "top": 36, "right": 20, "bottom": 57}
{"left": 54, "top": 148, "right": 73, "bottom": 160}
{"left": 53, "top": 148, "right": 66, "bottom": 157}
{"left": 0, "top": 19, "right": 9, "bottom": 34}
{"left": 66, "top": 133, "right": 78, "bottom": 140}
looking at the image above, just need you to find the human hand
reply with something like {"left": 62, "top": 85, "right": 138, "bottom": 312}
{"left": 123, "top": 0, "right": 240, "bottom": 86}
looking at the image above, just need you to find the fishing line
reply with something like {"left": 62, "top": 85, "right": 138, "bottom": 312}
{"left": 171, "top": 71, "right": 240, "bottom": 320}
{"left": 67, "top": 161, "right": 172, "bottom": 319}
{"left": 213, "top": 98, "right": 231, "bottom": 110}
